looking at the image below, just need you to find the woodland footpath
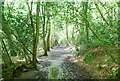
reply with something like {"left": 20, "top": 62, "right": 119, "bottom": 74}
{"left": 1, "top": 0, "right": 120, "bottom": 80}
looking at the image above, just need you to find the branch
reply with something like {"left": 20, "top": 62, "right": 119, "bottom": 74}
{"left": 94, "top": 2, "right": 110, "bottom": 26}
{"left": 75, "top": 9, "right": 102, "bottom": 43}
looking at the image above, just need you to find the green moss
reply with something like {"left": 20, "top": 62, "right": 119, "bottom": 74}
{"left": 48, "top": 66, "right": 63, "bottom": 79}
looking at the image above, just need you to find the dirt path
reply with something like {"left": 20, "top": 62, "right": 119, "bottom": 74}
{"left": 16, "top": 45, "right": 95, "bottom": 79}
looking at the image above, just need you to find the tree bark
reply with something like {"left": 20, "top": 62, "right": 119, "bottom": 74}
{"left": 94, "top": 2, "right": 109, "bottom": 26}
{"left": 32, "top": 2, "right": 40, "bottom": 68}
{"left": 84, "top": 2, "right": 89, "bottom": 40}
{"left": 2, "top": 39, "right": 13, "bottom": 67}
{"left": 26, "top": 1, "right": 36, "bottom": 59}
{"left": 42, "top": 4, "right": 47, "bottom": 56}
{"left": 2, "top": 2, "right": 17, "bottom": 56}
{"left": 47, "top": 17, "right": 51, "bottom": 51}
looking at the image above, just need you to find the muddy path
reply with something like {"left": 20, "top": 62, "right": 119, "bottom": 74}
{"left": 15, "top": 45, "right": 95, "bottom": 79}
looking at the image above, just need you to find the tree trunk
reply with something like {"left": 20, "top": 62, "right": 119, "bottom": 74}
{"left": 2, "top": 2, "right": 17, "bottom": 56}
{"left": 27, "top": 1, "right": 40, "bottom": 68}
{"left": 65, "top": 6, "right": 70, "bottom": 46}
{"left": 47, "top": 17, "right": 51, "bottom": 51}
{"left": 26, "top": 1, "right": 36, "bottom": 61}
{"left": 50, "top": 19, "right": 54, "bottom": 48}
{"left": 72, "top": 26, "right": 79, "bottom": 51}
{"left": 66, "top": 24, "right": 70, "bottom": 46}
{"left": 94, "top": 2, "right": 109, "bottom": 26}
{"left": 84, "top": 2, "right": 89, "bottom": 40}
{"left": 2, "top": 39, "right": 13, "bottom": 67}
{"left": 42, "top": 4, "right": 47, "bottom": 56}
{"left": 22, "top": 45, "right": 31, "bottom": 64}
{"left": 32, "top": 2, "right": 40, "bottom": 68}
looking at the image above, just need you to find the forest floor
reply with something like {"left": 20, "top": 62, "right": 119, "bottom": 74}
{"left": 15, "top": 45, "right": 97, "bottom": 79}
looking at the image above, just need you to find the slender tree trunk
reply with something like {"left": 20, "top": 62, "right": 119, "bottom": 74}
{"left": 5, "top": 33, "right": 17, "bottom": 56}
{"left": 22, "top": 47, "right": 28, "bottom": 64}
{"left": 32, "top": 2, "right": 40, "bottom": 68}
{"left": 42, "top": 4, "right": 47, "bottom": 56}
{"left": 94, "top": 2, "right": 109, "bottom": 26}
{"left": 65, "top": 6, "right": 70, "bottom": 46}
{"left": 26, "top": 1, "right": 36, "bottom": 60}
{"left": 66, "top": 24, "right": 70, "bottom": 46}
{"left": 47, "top": 27, "right": 51, "bottom": 51}
{"left": 84, "top": 2, "right": 89, "bottom": 40}
{"left": 27, "top": 1, "right": 39, "bottom": 68}
{"left": 72, "top": 26, "right": 79, "bottom": 51}
{"left": 78, "top": 11, "right": 102, "bottom": 42}
{"left": 47, "top": 17, "right": 51, "bottom": 51}
{"left": 22, "top": 45, "right": 31, "bottom": 64}
{"left": 2, "top": 39, "right": 13, "bottom": 67}
{"left": 2, "top": 2, "right": 17, "bottom": 56}
{"left": 50, "top": 19, "right": 54, "bottom": 48}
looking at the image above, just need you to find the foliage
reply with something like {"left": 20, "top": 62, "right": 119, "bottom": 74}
{"left": 1, "top": 0, "right": 118, "bottom": 79}
{"left": 74, "top": 51, "right": 80, "bottom": 57}
{"left": 106, "top": 68, "right": 120, "bottom": 79}
{"left": 2, "top": 64, "right": 19, "bottom": 72}
{"left": 74, "top": 45, "right": 119, "bottom": 79}
{"left": 83, "top": 53, "right": 95, "bottom": 64}
{"left": 97, "top": 63, "right": 104, "bottom": 70}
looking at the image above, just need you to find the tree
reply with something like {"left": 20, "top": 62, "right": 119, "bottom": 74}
{"left": 32, "top": 1, "right": 40, "bottom": 68}
{"left": 83, "top": 1, "right": 89, "bottom": 40}
{"left": 2, "top": 39, "right": 13, "bottom": 67}
{"left": 42, "top": 3, "right": 48, "bottom": 56}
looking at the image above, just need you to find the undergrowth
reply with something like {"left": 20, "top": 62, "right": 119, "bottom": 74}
{"left": 74, "top": 45, "right": 119, "bottom": 79}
